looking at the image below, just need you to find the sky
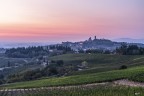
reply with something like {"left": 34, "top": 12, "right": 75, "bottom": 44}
{"left": 0, "top": 0, "right": 144, "bottom": 43}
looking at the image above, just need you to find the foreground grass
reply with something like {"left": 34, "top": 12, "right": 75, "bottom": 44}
{"left": 26, "top": 86, "right": 144, "bottom": 96}
{"left": 2, "top": 66, "right": 144, "bottom": 89}
{"left": 130, "top": 73, "right": 144, "bottom": 82}
{"left": 1, "top": 85, "right": 144, "bottom": 96}
{"left": 22, "top": 85, "right": 144, "bottom": 96}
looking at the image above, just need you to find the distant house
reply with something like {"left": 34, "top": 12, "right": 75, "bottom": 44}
{"left": 0, "top": 48, "right": 6, "bottom": 53}
{"left": 41, "top": 62, "right": 48, "bottom": 67}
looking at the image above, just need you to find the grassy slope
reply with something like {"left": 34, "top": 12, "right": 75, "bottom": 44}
{"left": 50, "top": 54, "right": 144, "bottom": 75}
{"left": 2, "top": 54, "right": 144, "bottom": 89}
{"left": 0, "top": 57, "right": 29, "bottom": 67}
{"left": 1, "top": 85, "right": 144, "bottom": 96}
{"left": 51, "top": 54, "right": 144, "bottom": 66}
{"left": 29, "top": 86, "right": 144, "bottom": 96}
{"left": 50, "top": 54, "right": 138, "bottom": 67}
{"left": 2, "top": 66, "right": 144, "bottom": 89}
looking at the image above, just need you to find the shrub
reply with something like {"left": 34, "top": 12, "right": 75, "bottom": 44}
{"left": 119, "top": 65, "right": 127, "bottom": 70}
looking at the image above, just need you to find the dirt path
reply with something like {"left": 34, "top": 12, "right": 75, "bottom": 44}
{"left": 113, "top": 79, "right": 144, "bottom": 87}
{"left": 0, "top": 82, "right": 108, "bottom": 92}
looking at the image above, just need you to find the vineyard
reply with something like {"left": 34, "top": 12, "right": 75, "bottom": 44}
{"left": 2, "top": 66, "right": 144, "bottom": 89}
{"left": 1, "top": 54, "right": 144, "bottom": 95}
{"left": 0, "top": 84, "right": 144, "bottom": 96}
{"left": 50, "top": 54, "right": 144, "bottom": 75}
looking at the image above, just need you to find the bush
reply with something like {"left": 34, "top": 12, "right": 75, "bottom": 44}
{"left": 56, "top": 60, "right": 64, "bottom": 66}
{"left": 129, "top": 73, "right": 144, "bottom": 82}
{"left": 119, "top": 65, "right": 127, "bottom": 70}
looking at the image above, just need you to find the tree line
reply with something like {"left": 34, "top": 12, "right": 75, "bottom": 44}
{"left": 5, "top": 45, "right": 73, "bottom": 58}
{"left": 116, "top": 44, "right": 144, "bottom": 55}
{"left": 5, "top": 46, "right": 48, "bottom": 58}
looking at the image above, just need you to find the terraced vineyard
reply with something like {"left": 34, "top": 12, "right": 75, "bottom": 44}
{"left": 0, "top": 88, "right": 44, "bottom": 96}
{"left": 1, "top": 66, "right": 144, "bottom": 89}
{"left": 0, "top": 84, "right": 144, "bottom": 96}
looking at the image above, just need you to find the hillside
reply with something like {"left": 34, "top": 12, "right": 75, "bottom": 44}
{"left": 62, "top": 37, "right": 144, "bottom": 51}
{"left": 1, "top": 54, "right": 144, "bottom": 89}
{"left": 115, "top": 38, "right": 144, "bottom": 44}
{"left": 1, "top": 54, "right": 144, "bottom": 95}
{"left": 1, "top": 66, "right": 144, "bottom": 89}
{"left": 50, "top": 53, "right": 144, "bottom": 75}
{"left": 1, "top": 53, "right": 144, "bottom": 82}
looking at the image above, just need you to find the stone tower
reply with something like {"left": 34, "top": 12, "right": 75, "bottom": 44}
{"left": 94, "top": 36, "right": 97, "bottom": 40}
{"left": 88, "top": 37, "right": 92, "bottom": 41}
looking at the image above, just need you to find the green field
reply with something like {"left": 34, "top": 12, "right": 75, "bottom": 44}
{"left": 2, "top": 65, "right": 144, "bottom": 89}
{"left": 22, "top": 86, "right": 144, "bottom": 96}
{"left": 0, "top": 84, "right": 144, "bottom": 96}
{"left": 0, "top": 56, "right": 29, "bottom": 67}
{"left": 50, "top": 54, "right": 144, "bottom": 75}
{"left": 1, "top": 85, "right": 144, "bottom": 96}
{"left": 1, "top": 54, "right": 144, "bottom": 95}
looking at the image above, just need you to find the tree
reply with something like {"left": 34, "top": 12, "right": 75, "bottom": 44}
{"left": 119, "top": 65, "right": 127, "bottom": 70}
{"left": 81, "top": 61, "right": 88, "bottom": 68}
{"left": 104, "top": 50, "right": 111, "bottom": 54}
{"left": 0, "top": 74, "right": 4, "bottom": 79}
{"left": 127, "top": 45, "right": 139, "bottom": 55}
{"left": 49, "top": 67, "right": 58, "bottom": 75}
{"left": 7, "top": 61, "right": 11, "bottom": 67}
{"left": 120, "top": 43, "right": 128, "bottom": 55}
{"left": 116, "top": 44, "right": 142, "bottom": 55}
{"left": 56, "top": 60, "right": 64, "bottom": 66}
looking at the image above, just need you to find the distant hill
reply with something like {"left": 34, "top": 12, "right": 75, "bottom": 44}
{"left": 114, "top": 38, "right": 144, "bottom": 44}
{"left": 1, "top": 37, "right": 144, "bottom": 50}
{"left": 0, "top": 42, "right": 56, "bottom": 48}
{"left": 61, "top": 36, "right": 144, "bottom": 51}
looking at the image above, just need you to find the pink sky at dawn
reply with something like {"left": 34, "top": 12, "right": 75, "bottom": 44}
{"left": 0, "top": 0, "right": 144, "bottom": 42}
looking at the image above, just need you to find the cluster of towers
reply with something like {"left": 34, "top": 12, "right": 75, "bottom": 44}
{"left": 88, "top": 36, "right": 97, "bottom": 41}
